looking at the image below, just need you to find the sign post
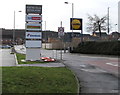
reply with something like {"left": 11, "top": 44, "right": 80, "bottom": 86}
{"left": 25, "top": 5, "right": 42, "bottom": 61}
{"left": 58, "top": 21, "right": 64, "bottom": 60}
{"left": 70, "top": 18, "right": 83, "bottom": 43}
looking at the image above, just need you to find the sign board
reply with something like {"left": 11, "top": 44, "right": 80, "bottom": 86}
{"left": 26, "top": 5, "right": 42, "bottom": 14}
{"left": 25, "top": 4, "right": 42, "bottom": 61}
{"left": 26, "top": 48, "right": 41, "bottom": 61}
{"left": 26, "top": 15, "right": 42, "bottom": 22}
{"left": 26, "top": 23, "right": 42, "bottom": 31}
{"left": 58, "top": 27, "right": 64, "bottom": 37}
{"left": 70, "top": 18, "right": 82, "bottom": 30}
{"left": 26, "top": 32, "right": 42, "bottom": 39}
{"left": 26, "top": 40, "right": 42, "bottom": 48}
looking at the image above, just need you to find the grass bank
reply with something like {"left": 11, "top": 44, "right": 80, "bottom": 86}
{"left": 2, "top": 67, "right": 78, "bottom": 93}
{"left": 72, "top": 41, "right": 120, "bottom": 55}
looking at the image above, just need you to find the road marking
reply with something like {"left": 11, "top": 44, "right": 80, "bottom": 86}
{"left": 106, "top": 63, "right": 118, "bottom": 67}
{"left": 81, "top": 68, "right": 107, "bottom": 73}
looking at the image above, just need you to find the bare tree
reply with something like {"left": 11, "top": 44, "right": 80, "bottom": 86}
{"left": 86, "top": 14, "right": 107, "bottom": 37}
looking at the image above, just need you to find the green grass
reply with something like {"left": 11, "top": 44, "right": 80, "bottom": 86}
{"left": 2, "top": 67, "right": 78, "bottom": 93}
{"left": 16, "top": 53, "right": 46, "bottom": 64}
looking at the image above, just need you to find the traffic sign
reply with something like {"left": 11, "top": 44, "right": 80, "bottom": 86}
{"left": 58, "top": 27, "right": 64, "bottom": 37}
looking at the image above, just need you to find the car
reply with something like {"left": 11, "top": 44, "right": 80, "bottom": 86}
{"left": 0, "top": 45, "right": 11, "bottom": 49}
{"left": 40, "top": 57, "right": 56, "bottom": 62}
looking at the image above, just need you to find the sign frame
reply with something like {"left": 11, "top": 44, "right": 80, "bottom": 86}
{"left": 26, "top": 5, "right": 42, "bottom": 14}
{"left": 70, "top": 18, "right": 83, "bottom": 30}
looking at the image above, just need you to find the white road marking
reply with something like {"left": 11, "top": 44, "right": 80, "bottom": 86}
{"left": 106, "top": 63, "right": 118, "bottom": 67}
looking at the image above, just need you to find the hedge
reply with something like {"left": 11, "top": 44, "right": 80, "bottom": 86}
{"left": 72, "top": 41, "right": 120, "bottom": 55}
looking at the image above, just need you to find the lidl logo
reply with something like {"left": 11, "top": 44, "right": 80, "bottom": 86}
{"left": 70, "top": 18, "right": 82, "bottom": 30}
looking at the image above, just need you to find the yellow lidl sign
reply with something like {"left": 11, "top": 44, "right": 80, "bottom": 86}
{"left": 70, "top": 18, "right": 82, "bottom": 30}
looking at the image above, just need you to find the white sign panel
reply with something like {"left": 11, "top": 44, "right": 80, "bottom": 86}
{"left": 26, "top": 48, "right": 41, "bottom": 61}
{"left": 26, "top": 40, "right": 42, "bottom": 48}
{"left": 26, "top": 15, "right": 42, "bottom": 22}
{"left": 26, "top": 32, "right": 42, "bottom": 39}
{"left": 26, "top": 23, "right": 42, "bottom": 31}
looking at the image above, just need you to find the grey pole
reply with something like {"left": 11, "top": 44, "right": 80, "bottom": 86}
{"left": 13, "top": 11, "right": 22, "bottom": 45}
{"left": 107, "top": 7, "right": 110, "bottom": 34}
{"left": 45, "top": 21, "right": 47, "bottom": 49}
{"left": 13, "top": 11, "right": 15, "bottom": 45}
{"left": 64, "top": 2, "right": 74, "bottom": 51}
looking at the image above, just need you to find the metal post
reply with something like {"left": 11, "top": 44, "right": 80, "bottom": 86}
{"left": 45, "top": 21, "right": 46, "bottom": 49}
{"left": 64, "top": 2, "right": 74, "bottom": 51}
{"left": 115, "top": 24, "right": 117, "bottom": 32}
{"left": 13, "top": 11, "right": 15, "bottom": 45}
{"left": 60, "top": 21, "right": 62, "bottom": 60}
{"left": 13, "top": 10, "right": 22, "bottom": 45}
{"left": 71, "top": 3, "right": 74, "bottom": 50}
{"left": 108, "top": 7, "right": 109, "bottom": 33}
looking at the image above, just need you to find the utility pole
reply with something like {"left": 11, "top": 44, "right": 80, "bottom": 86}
{"left": 60, "top": 21, "right": 63, "bottom": 60}
{"left": 108, "top": 7, "right": 110, "bottom": 34}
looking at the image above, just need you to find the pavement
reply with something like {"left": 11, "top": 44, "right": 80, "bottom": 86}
{"left": 0, "top": 49, "right": 16, "bottom": 66}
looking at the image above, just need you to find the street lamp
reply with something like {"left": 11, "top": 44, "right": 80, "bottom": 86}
{"left": 64, "top": 2, "right": 74, "bottom": 50}
{"left": 13, "top": 10, "right": 22, "bottom": 45}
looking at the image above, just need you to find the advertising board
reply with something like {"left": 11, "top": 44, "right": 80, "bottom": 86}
{"left": 26, "top": 32, "right": 42, "bottom": 39}
{"left": 26, "top": 5, "right": 42, "bottom": 14}
{"left": 26, "top": 15, "right": 42, "bottom": 22}
{"left": 70, "top": 18, "right": 82, "bottom": 30}
{"left": 26, "top": 23, "right": 42, "bottom": 31}
{"left": 26, "top": 40, "right": 42, "bottom": 48}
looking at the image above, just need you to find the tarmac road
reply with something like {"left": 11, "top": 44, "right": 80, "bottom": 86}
{"left": 63, "top": 53, "right": 119, "bottom": 93}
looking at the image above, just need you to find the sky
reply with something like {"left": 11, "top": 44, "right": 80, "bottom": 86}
{"left": 0, "top": 0, "right": 119, "bottom": 34}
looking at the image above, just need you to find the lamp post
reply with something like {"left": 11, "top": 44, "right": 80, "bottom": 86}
{"left": 115, "top": 24, "right": 117, "bottom": 32}
{"left": 107, "top": 7, "right": 110, "bottom": 34}
{"left": 45, "top": 21, "right": 47, "bottom": 49}
{"left": 13, "top": 10, "right": 22, "bottom": 45}
{"left": 64, "top": 2, "right": 74, "bottom": 50}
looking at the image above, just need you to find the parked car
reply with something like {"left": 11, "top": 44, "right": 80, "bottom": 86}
{"left": 0, "top": 45, "right": 11, "bottom": 49}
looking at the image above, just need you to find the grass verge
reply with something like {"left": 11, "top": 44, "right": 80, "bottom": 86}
{"left": 16, "top": 53, "right": 46, "bottom": 64}
{"left": 2, "top": 66, "right": 78, "bottom": 93}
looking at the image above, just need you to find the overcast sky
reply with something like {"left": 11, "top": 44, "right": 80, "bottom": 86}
{"left": 0, "top": 0, "right": 119, "bottom": 34}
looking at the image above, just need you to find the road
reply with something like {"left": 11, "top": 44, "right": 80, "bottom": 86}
{"left": 0, "top": 49, "right": 16, "bottom": 66}
{"left": 62, "top": 53, "right": 119, "bottom": 93}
